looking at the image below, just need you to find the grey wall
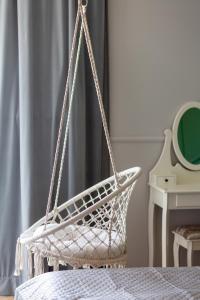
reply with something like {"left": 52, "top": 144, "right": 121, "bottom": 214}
{"left": 108, "top": 0, "right": 200, "bottom": 266}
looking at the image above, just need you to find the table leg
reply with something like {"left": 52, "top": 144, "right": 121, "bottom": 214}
{"left": 173, "top": 237, "right": 180, "bottom": 267}
{"left": 187, "top": 242, "right": 193, "bottom": 267}
{"left": 148, "top": 196, "right": 155, "bottom": 267}
{"left": 162, "top": 200, "right": 169, "bottom": 267}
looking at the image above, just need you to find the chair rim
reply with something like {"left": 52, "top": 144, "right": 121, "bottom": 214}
{"left": 20, "top": 166, "right": 142, "bottom": 244}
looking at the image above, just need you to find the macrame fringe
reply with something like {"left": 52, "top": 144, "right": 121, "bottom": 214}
{"left": 34, "top": 252, "right": 44, "bottom": 276}
{"left": 47, "top": 256, "right": 55, "bottom": 267}
{"left": 83, "top": 264, "right": 90, "bottom": 269}
{"left": 53, "top": 259, "right": 59, "bottom": 271}
{"left": 27, "top": 249, "right": 33, "bottom": 279}
{"left": 14, "top": 238, "right": 23, "bottom": 276}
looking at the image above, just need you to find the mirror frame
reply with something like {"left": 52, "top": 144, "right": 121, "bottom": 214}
{"left": 172, "top": 101, "right": 200, "bottom": 171}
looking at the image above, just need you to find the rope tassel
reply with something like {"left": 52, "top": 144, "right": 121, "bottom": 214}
{"left": 14, "top": 238, "right": 23, "bottom": 276}
{"left": 53, "top": 259, "right": 59, "bottom": 271}
{"left": 28, "top": 249, "right": 33, "bottom": 279}
{"left": 34, "top": 252, "right": 44, "bottom": 276}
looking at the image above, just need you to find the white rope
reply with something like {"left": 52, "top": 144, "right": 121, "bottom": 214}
{"left": 27, "top": 249, "right": 33, "bottom": 279}
{"left": 34, "top": 252, "right": 44, "bottom": 276}
{"left": 45, "top": 6, "right": 81, "bottom": 224}
{"left": 53, "top": 259, "right": 59, "bottom": 271}
{"left": 45, "top": 0, "right": 119, "bottom": 221}
{"left": 14, "top": 238, "right": 22, "bottom": 276}
{"left": 79, "top": 3, "right": 120, "bottom": 186}
{"left": 53, "top": 21, "right": 84, "bottom": 210}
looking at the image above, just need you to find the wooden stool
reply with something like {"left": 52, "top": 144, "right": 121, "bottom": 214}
{"left": 173, "top": 225, "right": 200, "bottom": 267}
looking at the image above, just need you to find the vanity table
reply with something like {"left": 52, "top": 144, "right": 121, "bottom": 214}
{"left": 149, "top": 102, "right": 200, "bottom": 267}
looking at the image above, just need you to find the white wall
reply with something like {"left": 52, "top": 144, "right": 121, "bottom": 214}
{"left": 108, "top": 0, "right": 200, "bottom": 266}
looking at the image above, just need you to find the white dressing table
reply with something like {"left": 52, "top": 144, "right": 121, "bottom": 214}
{"left": 149, "top": 102, "right": 200, "bottom": 267}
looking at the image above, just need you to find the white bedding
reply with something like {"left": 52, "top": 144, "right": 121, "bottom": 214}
{"left": 15, "top": 267, "right": 200, "bottom": 300}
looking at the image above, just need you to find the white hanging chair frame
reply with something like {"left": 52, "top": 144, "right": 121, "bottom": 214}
{"left": 15, "top": 0, "right": 142, "bottom": 278}
{"left": 20, "top": 169, "right": 141, "bottom": 245}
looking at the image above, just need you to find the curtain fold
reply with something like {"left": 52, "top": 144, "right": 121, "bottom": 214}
{"left": 0, "top": 0, "right": 109, "bottom": 295}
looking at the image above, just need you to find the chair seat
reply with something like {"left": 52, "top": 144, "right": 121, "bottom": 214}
{"left": 175, "top": 225, "right": 200, "bottom": 240}
{"left": 32, "top": 224, "right": 124, "bottom": 261}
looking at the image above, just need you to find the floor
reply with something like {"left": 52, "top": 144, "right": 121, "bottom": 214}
{"left": 0, "top": 297, "right": 13, "bottom": 300}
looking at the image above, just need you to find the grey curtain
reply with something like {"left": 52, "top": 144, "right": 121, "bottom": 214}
{"left": 0, "top": 0, "right": 109, "bottom": 295}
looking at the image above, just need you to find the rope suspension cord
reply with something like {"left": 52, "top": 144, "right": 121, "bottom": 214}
{"left": 53, "top": 21, "right": 84, "bottom": 211}
{"left": 44, "top": 5, "right": 81, "bottom": 226}
{"left": 45, "top": 0, "right": 120, "bottom": 225}
{"left": 79, "top": 1, "right": 120, "bottom": 187}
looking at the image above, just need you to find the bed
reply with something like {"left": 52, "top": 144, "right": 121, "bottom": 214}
{"left": 15, "top": 267, "right": 200, "bottom": 299}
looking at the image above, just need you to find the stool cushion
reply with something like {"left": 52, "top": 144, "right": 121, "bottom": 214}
{"left": 175, "top": 225, "right": 200, "bottom": 240}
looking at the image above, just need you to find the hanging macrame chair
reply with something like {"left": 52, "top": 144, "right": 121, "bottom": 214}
{"left": 14, "top": 0, "right": 141, "bottom": 279}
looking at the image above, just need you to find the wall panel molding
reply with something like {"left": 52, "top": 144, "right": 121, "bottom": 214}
{"left": 111, "top": 136, "right": 164, "bottom": 143}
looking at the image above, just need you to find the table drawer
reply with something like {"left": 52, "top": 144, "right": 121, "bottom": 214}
{"left": 176, "top": 194, "right": 200, "bottom": 208}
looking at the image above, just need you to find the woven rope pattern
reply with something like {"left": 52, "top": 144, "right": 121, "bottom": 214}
{"left": 16, "top": 167, "right": 141, "bottom": 277}
{"left": 33, "top": 170, "right": 135, "bottom": 260}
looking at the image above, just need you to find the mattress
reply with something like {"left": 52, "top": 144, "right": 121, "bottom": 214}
{"left": 15, "top": 267, "right": 200, "bottom": 300}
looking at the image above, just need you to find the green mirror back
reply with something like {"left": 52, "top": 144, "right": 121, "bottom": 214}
{"left": 178, "top": 107, "right": 200, "bottom": 165}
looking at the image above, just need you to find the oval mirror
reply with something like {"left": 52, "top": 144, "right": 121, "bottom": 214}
{"left": 173, "top": 102, "right": 200, "bottom": 170}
